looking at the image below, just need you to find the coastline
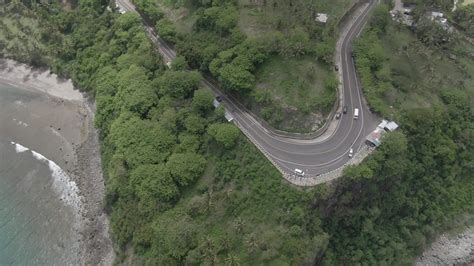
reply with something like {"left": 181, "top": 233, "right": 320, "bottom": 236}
{"left": 414, "top": 226, "right": 474, "bottom": 265}
{"left": 0, "top": 59, "right": 114, "bottom": 264}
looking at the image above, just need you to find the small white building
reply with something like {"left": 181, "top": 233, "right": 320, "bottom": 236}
{"left": 431, "top": 11, "right": 444, "bottom": 19}
{"left": 385, "top": 121, "right": 399, "bottom": 131}
{"left": 429, "top": 11, "right": 450, "bottom": 30}
{"left": 377, "top": 120, "right": 399, "bottom": 131}
{"left": 315, "top": 13, "right": 328, "bottom": 23}
{"left": 212, "top": 99, "right": 220, "bottom": 108}
{"left": 390, "top": 3, "right": 415, "bottom": 26}
{"left": 378, "top": 120, "right": 389, "bottom": 129}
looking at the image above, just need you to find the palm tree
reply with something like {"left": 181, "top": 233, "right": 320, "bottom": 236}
{"left": 225, "top": 253, "right": 240, "bottom": 266}
{"left": 225, "top": 188, "right": 233, "bottom": 199}
{"left": 244, "top": 233, "right": 259, "bottom": 254}
{"left": 201, "top": 236, "right": 218, "bottom": 266}
{"left": 233, "top": 217, "right": 245, "bottom": 233}
{"left": 220, "top": 234, "right": 232, "bottom": 252}
{"left": 205, "top": 189, "right": 214, "bottom": 213}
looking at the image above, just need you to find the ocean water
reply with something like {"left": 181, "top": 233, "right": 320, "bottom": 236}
{"left": 0, "top": 83, "right": 81, "bottom": 264}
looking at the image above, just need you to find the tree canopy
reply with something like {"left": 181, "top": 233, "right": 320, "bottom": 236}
{"left": 167, "top": 153, "right": 207, "bottom": 186}
{"left": 157, "top": 70, "right": 202, "bottom": 98}
{"left": 208, "top": 123, "right": 240, "bottom": 148}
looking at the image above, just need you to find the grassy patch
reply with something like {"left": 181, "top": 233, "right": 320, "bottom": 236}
{"left": 389, "top": 31, "right": 473, "bottom": 112}
{"left": 237, "top": 0, "right": 354, "bottom": 37}
{"left": 355, "top": 20, "right": 474, "bottom": 119}
{"left": 462, "top": 0, "right": 474, "bottom": 6}
{"left": 0, "top": 10, "right": 47, "bottom": 64}
{"left": 155, "top": 1, "right": 196, "bottom": 34}
{"left": 248, "top": 55, "right": 334, "bottom": 132}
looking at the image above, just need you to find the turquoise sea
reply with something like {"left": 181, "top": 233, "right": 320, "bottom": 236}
{"left": 0, "top": 83, "right": 81, "bottom": 264}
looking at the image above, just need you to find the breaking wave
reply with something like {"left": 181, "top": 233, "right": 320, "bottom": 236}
{"left": 10, "top": 141, "right": 83, "bottom": 211}
{"left": 11, "top": 142, "right": 29, "bottom": 153}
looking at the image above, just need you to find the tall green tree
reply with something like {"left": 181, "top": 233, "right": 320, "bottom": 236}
{"left": 218, "top": 64, "right": 255, "bottom": 94}
{"left": 158, "top": 70, "right": 202, "bottom": 98}
{"left": 208, "top": 123, "right": 240, "bottom": 148}
{"left": 192, "top": 88, "right": 214, "bottom": 113}
{"left": 109, "top": 113, "right": 176, "bottom": 168}
{"left": 167, "top": 153, "right": 207, "bottom": 186}
{"left": 130, "top": 164, "right": 179, "bottom": 202}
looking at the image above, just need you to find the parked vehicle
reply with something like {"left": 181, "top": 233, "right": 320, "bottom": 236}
{"left": 335, "top": 112, "right": 341, "bottom": 119}
{"left": 334, "top": 65, "right": 339, "bottom": 71}
{"left": 294, "top": 169, "right": 305, "bottom": 177}
{"left": 216, "top": 96, "right": 222, "bottom": 102}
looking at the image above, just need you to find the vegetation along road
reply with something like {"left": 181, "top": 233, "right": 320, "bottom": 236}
{"left": 117, "top": 0, "right": 380, "bottom": 185}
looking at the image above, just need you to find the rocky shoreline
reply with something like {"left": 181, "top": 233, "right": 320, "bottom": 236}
{"left": 414, "top": 227, "right": 474, "bottom": 265}
{"left": 0, "top": 59, "right": 114, "bottom": 265}
{"left": 73, "top": 98, "right": 115, "bottom": 265}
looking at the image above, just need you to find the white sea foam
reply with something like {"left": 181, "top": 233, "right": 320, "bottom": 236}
{"left": 17, "top": 121, "right": 28, "bottom": 127}
{"left": 50, "top": 128, "right": 62, "bottom": 137}
{"left": 10, "top": 141, "right": 83, "bottom": 211}
{"left": 12, "top": 118, "right": 28, "bottom": 127}
{"left": 30, "top": 149, "right": 47, "bottom": 161}
{"left": 10, "top": 141, "right": 29, "bottom": 153}
{"left": 31, "top": 150, "right": 83, "bottom": 211}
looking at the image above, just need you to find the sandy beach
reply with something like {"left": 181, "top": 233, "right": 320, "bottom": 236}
{"left": 0, "top": 59, "right": 114, "bottom": 265}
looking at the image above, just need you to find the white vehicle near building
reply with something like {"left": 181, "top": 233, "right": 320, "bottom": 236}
{"left": 294, "top": 169, "right": 305, "bottom": 177}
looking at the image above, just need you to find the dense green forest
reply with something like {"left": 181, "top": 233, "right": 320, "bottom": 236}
{"left": 1, "top": 0, "right": 473, "bottom": 264}
{"left": 133, "top": 0, "right": 345, "bottom": 132}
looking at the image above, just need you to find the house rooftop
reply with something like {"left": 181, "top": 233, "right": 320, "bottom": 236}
{"left": 385, "top": 121, "right": 399, "bottom": 131}
{"left": 212, "top": 99, "right": 220, "bottom": 108}
{"left": 431, "top": 11, "right": 444, "bottom": 18}
{"left": 315, "top": 13, "right": 328, "bottom": 23}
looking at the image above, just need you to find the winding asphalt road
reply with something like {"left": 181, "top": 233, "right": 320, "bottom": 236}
{"left": 116, "top": 0, "right": 379, "bottom": 182}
